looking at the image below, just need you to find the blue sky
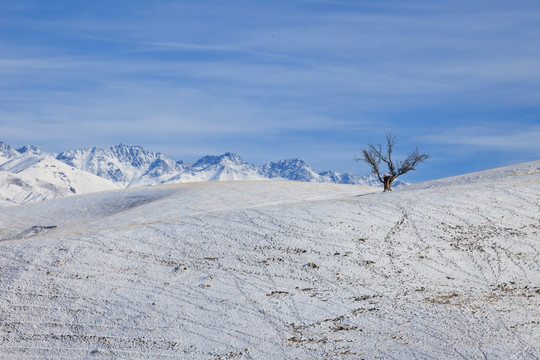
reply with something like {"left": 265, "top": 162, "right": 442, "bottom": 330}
{"left": 1, "top": 0, "right": 539, "bottom": 182}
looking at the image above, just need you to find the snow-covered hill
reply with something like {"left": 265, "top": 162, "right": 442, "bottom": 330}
{"left": 0, "top": 161, "right": 538, "bottom": 359}
{"left": 0, "top": 145, "right": 118, "bottom": 206}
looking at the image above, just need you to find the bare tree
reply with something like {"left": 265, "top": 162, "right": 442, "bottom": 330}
{"left": 357, "top": 133, "right": 429, "bottom": 191}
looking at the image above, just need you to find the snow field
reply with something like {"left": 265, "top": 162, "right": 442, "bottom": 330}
{"left": 0, "top": 162, "right": 539, "bottom": 359}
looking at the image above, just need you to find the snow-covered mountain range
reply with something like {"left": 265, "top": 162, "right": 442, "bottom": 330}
{"left": 55, "top": 144, "right": 385, "bottom": 186}
{"left": 0, "top": 142, "right": 399, "bottom": 206}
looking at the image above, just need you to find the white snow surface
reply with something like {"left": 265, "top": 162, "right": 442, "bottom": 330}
{"left": 0, "top": 152, "right": 119, "bottom": 206}
{"left": 0, "top": 161, "right": 539, "bottom": 359}
{"left": 0, "top": 142, "right": 20, "bottom": 165}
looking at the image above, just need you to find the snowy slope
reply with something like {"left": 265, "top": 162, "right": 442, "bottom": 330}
{"left": 0, "top": 170, "right": 75, "bottom": 206}
{"left": 0, "top": 161, "right": 538, "bottom": 359}
{"left": 0, "top": 142, "right": 20, "bottom": 166}
{"left": 0, "top": 151, "right": 118, "bottom": 206}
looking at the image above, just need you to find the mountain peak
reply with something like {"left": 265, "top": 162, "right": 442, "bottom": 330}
{"left": 193, "top": 153, "right": 246, "bottom": 168}
{"left": 0, "top": 142, "right": 19, "bottom": 159}
{"left": 56, "top": 143, "right": 185, "bottom": 186}
{"left": 109, "top": 144, "right": 148, "bottom": 157}
{"left": 272, "top": 158, "right": 308, "bottom": 168}
{"left": 261, "top": 158, "right": 318, "bottom": 181}
{"left": 110, "top": 143, "right": 145, "bottom": 151}
{"left": 17, "top": 145, "right": 42, "bottom": 155}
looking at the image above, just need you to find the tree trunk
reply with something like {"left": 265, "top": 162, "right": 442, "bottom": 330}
{"left": 383, "top": 175, "right": 394, "bottom": 192}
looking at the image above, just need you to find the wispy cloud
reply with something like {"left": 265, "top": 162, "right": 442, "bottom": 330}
{"left": 426, "top": 125, "right": 540, "bottom": 154}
